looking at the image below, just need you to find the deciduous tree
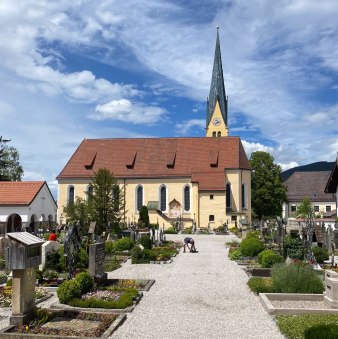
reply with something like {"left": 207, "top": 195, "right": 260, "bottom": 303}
{"left": 250, "top": 151, "right": 287, "bottom": 221}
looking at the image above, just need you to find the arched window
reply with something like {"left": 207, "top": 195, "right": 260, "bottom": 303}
{"left": 113, "top": 186, "right": 120, "bottom": 212}
{"left": 212, "top": 131, "right": 216, "bottom": 137}
{"left": 136, "top": 185, "right": 143, "bottom": 211}
{"left": 217, "top": 131, "right": 221, "bottom": 137}
{"left": 160, "top": 185, "right": 167, "bottom": 211}
{"left": 226, "top": 183, "right": 231, "bottom": 208}
{"left": 242, "top": 184, "right": 247, "bottom": 209}
{"left": 86, "top": 185, "right": 93, "bottom": 201}
{"left": 68, "top": 185, "right": 75, "bottom": 204}
{"left": 184, "top": 185, "right": 190, "bottom": 211}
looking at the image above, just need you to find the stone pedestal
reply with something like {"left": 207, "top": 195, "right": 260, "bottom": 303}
{"left": 10, "top": 267, "right": 36, "bottom": 325}
{"left": 324, "top": 270, "right": 338, "bottom": 308}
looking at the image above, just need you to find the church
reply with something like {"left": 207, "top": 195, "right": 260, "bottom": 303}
{"left": 56, "top": 29, "right": 252, "bottom": 230}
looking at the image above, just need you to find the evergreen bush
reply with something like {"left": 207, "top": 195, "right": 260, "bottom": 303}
{"left": 131, "top": 246, "right": 143, "bottom": 264}
{"left": 57, "top": 279, "right": 81, "bottom": 304}
{"left": 229, "top": 249, "right": 243, "bottom": 260}
{"left": 283, "top": 236, "right": 304, "bottom": 260}
{"left": 304, "top": 324, "right": 338, "bottom": 339}
{"left": 142, "top": 249, "right": 157, "bottom": 261}
{"left": 257, "top": 250, "right": 284, "bottom": 268}
{"left": 247, "top": 277, "right": 275, "bottom": 294}
{"left": 77, "top": 248, "right": 89, "bottom": 269}
{"left": 164, "top": 227, "right": 178, "bottom": 234}
{"left": 113, "top": 237, "right": 134, "bottom": 252}
{"left": 44, "top": 251, "right": 61, "bottom": 271}
{"left": 239, "top": 237, "right": 264, "bottom": 257}
{"left": 246, "top": 230, "right": 260, "bottom": 239}
{"left": 138, "top": 235, "right": 152, "bottom": 250}
{"left": 105, "top": 241, "right": 115, "bottom": 255}
{"left": 312, "top": 246, "right": 329, "bottom": 264}
{"left": 74, "top": 271, "right": 94, "bottom": 294}
{"left": 272, "top": 263, "right": 324, "bottom": 294}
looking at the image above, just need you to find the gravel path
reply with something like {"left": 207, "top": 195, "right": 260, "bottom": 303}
{"left": 109, "top": 234, "right": 284, "bottom": 339}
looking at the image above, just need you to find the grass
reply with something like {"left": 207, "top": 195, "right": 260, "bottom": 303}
{"left": 276, "top": 315, "right": 338, "bottom": 339}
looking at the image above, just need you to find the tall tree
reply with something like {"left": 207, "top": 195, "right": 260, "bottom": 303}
{"left": 0, "top": 137, "right": 24, "bottom": 181}
{"left": 250, "top": 151, "right": 287, "bottom": 221}
{"left": 87, "top": 168, "right": 125, "bottom": 235}
{"left": 297, "top": 196, "right": 315, "bottom": 259}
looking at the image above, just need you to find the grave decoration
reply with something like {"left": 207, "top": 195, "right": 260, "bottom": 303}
{"left": 5, "top": 232, "right": 44, "bottom": 325}
{"left": 63, "top": 223, "right": 81, "bottom": 279}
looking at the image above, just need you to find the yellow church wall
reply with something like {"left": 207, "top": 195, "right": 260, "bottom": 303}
{"left": 124, "top": 178, "right": 194, "bottom": 229}
{"left": 199, "top": 192, "right": 226, "bottom": 229}
{"left": 206, "top": 101, "right": 228, "bottom": 137}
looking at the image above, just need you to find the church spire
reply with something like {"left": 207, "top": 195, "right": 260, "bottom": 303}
{"left": 206, "top": 27, "right": 228, "bottom": 136}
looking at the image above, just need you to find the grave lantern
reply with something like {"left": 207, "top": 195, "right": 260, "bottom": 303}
{"left": 5, "top": 232, "right": 44, "bottom": 326}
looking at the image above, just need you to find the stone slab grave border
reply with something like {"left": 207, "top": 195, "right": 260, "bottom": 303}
{"left": 0, "top": 309, "right": 126, "bottom": 339}
{"left": 259, "top": 293, "right": 338, "bottom": 315}
{"left": 51, "top": 292, "right": 143, "bottom": 313}
{"left": 104, "top": 279, "right": 155, "bottom": 292}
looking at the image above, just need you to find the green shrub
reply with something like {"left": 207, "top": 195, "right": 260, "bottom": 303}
{"left": 258, "top": 250, "right": 284, "bottom": 268}
{"left": 239, "top": 237, "right": 264, "bottom": 257}
{"left": 131, "top": 246, "right": 143, "bottom": 264}
{"left": 272, "top": 263, "right": 324, "bottom": 294}
{"left": 138, "top": 235, "right": 152, "bottom": 250}
{"left": 304, "top": 324, "right": 338, "bottom": 339}
{"left": 142, "top": 249, "right": 157, "bottom": 261}
{"left": 246, "top": 230, "right": 260, "bottom": 239}
{"left": 105, "top": 241, "right": 115, "bottom": 255}
{"left": 283, "top": 236, "right": 304, "bottom": 260}
{"left": 229, "top": 248, "right": 243, "bottom": 260}
{"left": 44, "top": 251, "right": 61, "bottom": 271}
{"left": 74, "top": 272, "right": 94, "bottom": 294}
{"left": 58, "top": 245, "right": 65, "bottom": 271}
{"left": 164, "top": 227, "right": 178, "bottom": 234}
{"left": 6, "top": 278, "right": 12, "bottom": 286}
{"left": 181, "top": 226, "right": 193, "bottom": 234}
{"left": 247, "top": 277, "right": 275, "bottom": 294}
{"left": 57, "top": 279, "right": 81, "bottom": 304}
{"left": 277, "top": 315, "right": 338, "bottom": 339}
{"left": 77, "top": 248, "right": 89, "bottom": 269}
{"left": 104, "top": 256, "right": 121, "bottom": 271}
{"left": 113, "top": 237, "right": 134, "bottom": 252}
{"left": 0, "top": 257, "right": 5, "bottom": 270}
{"left": 312, "top": 246, "right": 329, "bottom": 264}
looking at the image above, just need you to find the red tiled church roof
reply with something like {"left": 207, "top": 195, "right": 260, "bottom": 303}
{"left": 0, "top": 181, "right": 45, "bottom": 205}
{"left": 57, "top": 137, "right": 251, "bottom": 191}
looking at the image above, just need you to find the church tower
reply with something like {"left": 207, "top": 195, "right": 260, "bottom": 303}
{"left": 206, "top": 27, "right": 228, "bottom": 137}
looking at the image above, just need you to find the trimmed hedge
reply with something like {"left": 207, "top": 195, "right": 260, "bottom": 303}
{"left": 113, "top": 237, "right": 134, "bottom": 252}
{"left": 247, "top": 277, "right": 275, "bottom": 294}
{"left": 164, "top": 227, "right": 178, "bottom": 234}
{"left": 283, "top": 236, "right": 304, "bottom": 260}
{"left": 239, "top": 237, "right": 264, "bottom": 257}
{"left": 257, "top": 250, "right": 284, "bottom": 268}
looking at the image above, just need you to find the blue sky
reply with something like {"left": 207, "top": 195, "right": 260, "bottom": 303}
{"left": 1, "top": 0, "right": 338, "bottom": 197}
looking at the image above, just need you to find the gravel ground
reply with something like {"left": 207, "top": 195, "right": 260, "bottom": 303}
{"left": 271, "top": 300, "right": 329, "bottom": 309}
{"left": 108, "top": 234, "right": 285, "bottom": 339}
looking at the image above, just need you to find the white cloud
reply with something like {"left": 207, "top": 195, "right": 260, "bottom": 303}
{"left": 91, "top": 99, "right": 167, "bottom": 125}
{"left": 279, "top": 162, "right": 299, "bottom": 172}
{"left": 242, "top": 140, "right": 275, "bottom": 158}
{"left": 175, "top": 119, "right": 205, "bottom": 136}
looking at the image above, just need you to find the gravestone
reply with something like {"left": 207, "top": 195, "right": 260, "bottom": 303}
{"left": 5, "top": 232, "right": 44, "bottom": 325}
{"left": 89, "top": 240, "right": 107, "bottom": 283}
{"left": 88, "top": 222, "right": 96, "bottom": 234}
{"left": 324, "top": 270, "right": 338, "bottom": 308}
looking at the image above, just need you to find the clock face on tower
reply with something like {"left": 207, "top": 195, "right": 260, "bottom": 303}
{"left": 212, "top": 118, "right": 221, "bottom": 126}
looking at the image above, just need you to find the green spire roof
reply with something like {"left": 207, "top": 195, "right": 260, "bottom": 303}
{"left": 206, "top": 27, "right": 228, "bottom": 127}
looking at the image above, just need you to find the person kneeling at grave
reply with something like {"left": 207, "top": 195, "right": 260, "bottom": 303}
{"left": 183, "top": 237, "right": 197, "bottom": 253}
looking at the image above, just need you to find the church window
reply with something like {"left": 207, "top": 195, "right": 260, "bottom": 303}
{"left": 210, "top": 194, "right": 214, "bottom": 200}
{"left": 136, "top": 185, "right": 143, "bottom": 211}
{"left": 86, "top": 184, "right": 93, "bottom": 201}
{"left": 242, "top": 184, "right": 247, "bottom": 209}
{"left": 209, "top": 215, "right": 215, "bottom": 222}
{"left": 217, "top": 131, "right": 221, "bottom": 137}
{"left": 68, "top": 186, "right": 75, "bottom": 204}
{"left": 184, "top": 185, "right": 190, "bottom": 211}
{"left": 160, "top": 185, "right": 167, "bottom": 211}
{"left": 226, "top": 183, "right": 231, "bottom": 208}
{"left": 212, "top": 131, "right": 216, "bottom": 137}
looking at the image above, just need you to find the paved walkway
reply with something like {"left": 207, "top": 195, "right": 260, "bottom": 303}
{"left": 109, "top": 234, "right": 284, "bottom": 339}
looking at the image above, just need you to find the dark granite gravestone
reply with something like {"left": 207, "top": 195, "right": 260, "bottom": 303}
{"left": 89, "top": 241, "right": 107, "bottom": 283}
